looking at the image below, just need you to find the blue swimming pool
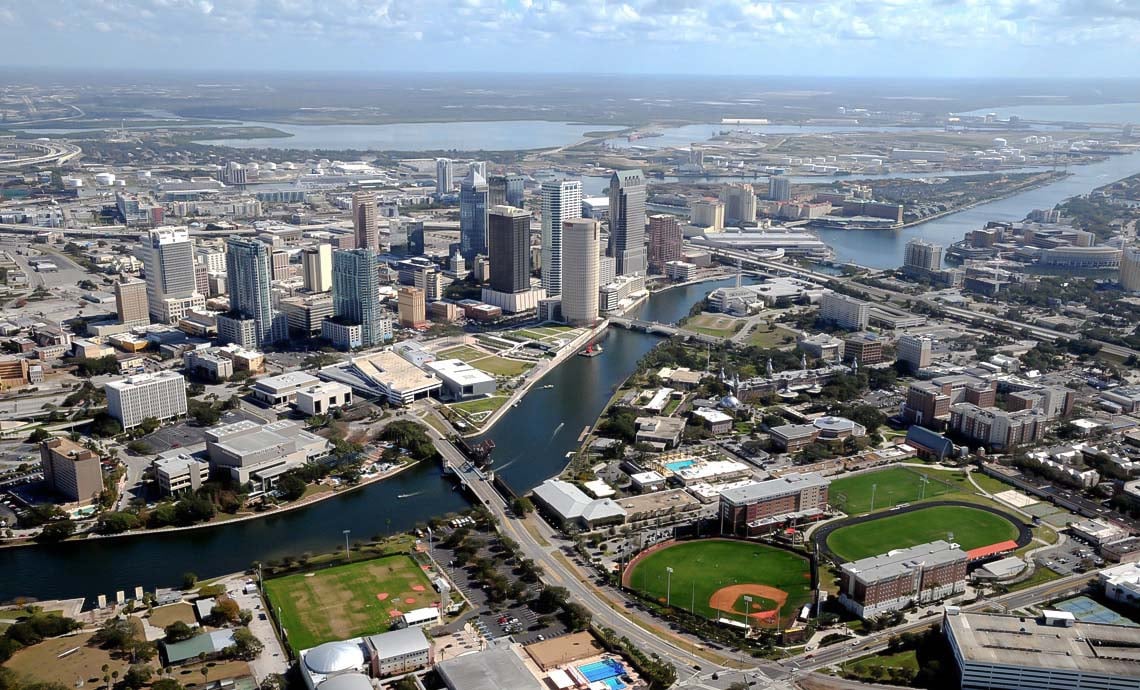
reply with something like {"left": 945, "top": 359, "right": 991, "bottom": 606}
{"left": 578, "top": 658, "right": 626, "bottom": 683}
{"left": 602, "top": 678, "right": 626, "bottom": 690}
{"left": 664, "top": 459, "right": 695, "bottom": 472}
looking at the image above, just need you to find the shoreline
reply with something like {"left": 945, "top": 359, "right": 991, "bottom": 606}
{"left": 0, "top": 457, "right": 423, "bottom": 550}
{"left": 458, "top": 320, "right": 610, "bottom": 438}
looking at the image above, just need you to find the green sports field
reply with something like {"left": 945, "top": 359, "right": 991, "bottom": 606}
{"left": 264, "top": 554, "right": 437, "bottom": 651}
{"left": 825, "top": 505, "right": 1019, "bottom": 561}
{"left": 829, "top": 467, "right": 960, "bottom": 516}
{"left": 625, "top": 539, "right": 812, "bottom": 627}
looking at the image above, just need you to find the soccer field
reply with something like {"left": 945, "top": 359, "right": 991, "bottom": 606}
{"left": 264, "top": 554, "right": 437, "bottom": 651}
{"left": 829, "top": 467, "right": 961, "bottom": 515}
{"left": 625, "top": 539, "right": 812, "bottom": 626}
{"left": 825, "top": 505, "right": 1019, "bottom": 562}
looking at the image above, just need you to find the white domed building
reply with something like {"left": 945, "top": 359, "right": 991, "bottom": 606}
{"left": 300, "top": 640, "right": 369, "bottom": 690}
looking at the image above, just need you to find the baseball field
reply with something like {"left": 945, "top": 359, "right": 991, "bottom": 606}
{"left": 825, "top": 504, "right": 1019, "bottom": 562}
{"left": 264, "top": 554, "right": 437, "bottom": 651}
{"left": 624, "top": 539, "right": 813, "bottom": 627}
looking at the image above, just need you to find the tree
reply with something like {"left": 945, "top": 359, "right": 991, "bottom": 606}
{"left": 27, "top": 428, "right": 51, "bottom": 443}
{"left": 227, "top": 627, "right": 263, "bottom": 660}
{"left": 210, "top": 597, "right": 241, "bottom": 625}
{"left": 511, "top": 497, "right": 535, "bottom": 515}
{"left": 562, "top": 602, "right": 592, "bottom": 631}
{"left": 534, "top": 586, "right": 569, "bottom": 613}
{"left": 120, "top": 666, "right": 152, "bottom": 690}
{"left": 90, "top": 411, "right": 123, "bottom": 438}
{"left": 97, "top": 512, "right": 140, "bottom": 534}
{"left": 189, "top": 402, "right": 222, "bottom": 427}
{"left": 36, "top": 520, "right": 76, "bottom": 543}
{"left": 93, "top": 618, "right": 135, "bottom": 650}
{"left": 276, "top": 474, "right": 307, "bottom": 501}
{"left": 164, "top": 621, "right": 195, "bottom": 643}
{"left": 182, "top": 572, "right": 199, "bottom": 590}
{"left": 152, "top": 680, "right": 183, "bottom": 690}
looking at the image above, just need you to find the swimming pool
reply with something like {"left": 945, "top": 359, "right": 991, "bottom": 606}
{"left": 602, "top": 678, "right": 626, "bottom": 690}
{"left": 664, "top": 459, "right": 695, "bottom": 472}
{"left": 578, "top": 658, "right": 626, "bottom": 683}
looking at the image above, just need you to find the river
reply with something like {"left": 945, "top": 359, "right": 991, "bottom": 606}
{"left": 816, "top": 151, "right": 1140, "bottom": 269}
{"left": 0, "top": 278, "right": 735, "bottom": 603}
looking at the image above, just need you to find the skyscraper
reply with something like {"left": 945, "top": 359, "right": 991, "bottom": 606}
{"left": 302, "top": 243, "right": 333, "bottom": 293}
{"left": 435, "top": 158, "right": 453, "bottom": 195}
{"left": 769, "top": 175, "right": 792, "bottom": 201}
{"left": 141, "top": 227, "right": 200, "bottom": 324}
{"left": 647, "top": 215, "right": 683, "bottom": 273}
{"left": 459, "top": 169, "right": 489, "bottom": 260}
{"left": 352, "top": 191, "right": 378, "bottom": 251}
{"left": 489, "top": 174, "right": 525, "bottom": 208}
{"left": 722, "top": 183, "right": 757, "bottom": 226}
{"left": 540, "top": 179, "right": 582, "bottom": 297}
{"left": 562, "top": 219, "right": 600, "bottom": 326}
{"left": 397, "top": 287, "right": 427, "bottom": 328}
{"left": 469, "top": 161, "right": 487, "bottom": 179}
{"left": 220, "top": 237, "right": 285, "bottom": 347}
{"left": 488, "top": 205, "right": 531, "bottom": 294}
{"left": 114, "top": 276, "right": 149, "bottom": 327}
{"left": 608, "top": 170, "right": 647, "bottom": 276}
{"left": 330, "top": 248, "right": 385, "bottom": 347}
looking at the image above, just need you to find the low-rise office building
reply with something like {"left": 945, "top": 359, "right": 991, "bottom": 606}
{"left": 531, "top": 479, "right": 627, "bottom": 531}
{"left": 943, "top": 609, "right": 1140, "bottom": 690}
{"left": 205, "top": 419, "right": 330, "bottom": 485}
{"left": 250, "top": 371, "right": 321, "bottom": 407}
{"left": 424, "top": 358, "right": 496, "bottom": 400}
{"left": 365, "top": 627, "right": 432, "bottom": 677}
{"left": 1099, "top": 562, "right": 1140, "bottom": 605}
{"left": 153, "top": 450, "right": 210, "bottom": 496}
{"left": 839, "top": 540, "right": 968, "bottom": 619}
{"left": 634, "top": 416, "right": 686, "bottom": 449}
{"left": 318, "top": 350, "right": 442, "bottom": 406}
{"left": 295, "top": 381, "right": 354, "bottom": 416}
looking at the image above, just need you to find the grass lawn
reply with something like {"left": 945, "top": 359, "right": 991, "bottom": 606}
{"left": 745, "top": 325, "right": 797, "bottom": 348}
{"left": 844, "top": 649, "right": 919, "bottom": 678}
{"left": 829, "top": 467, "right": 961, "bottom": 516}
{"left": 147, "top": 602, "right": 197, "bottom": 628}
{"left": 970, "top": 472, "right": 1015, "bottom": 495}
{"left": 627, "top": 539, "right": 812, "bottom": 626}
{"left": 826, "top": 505, "right": 1019, "bottom": 561}
{"left": 437, "top": 345, "right": 533, "bottom": 377}
{"left": 450, "top": 395, "right": 509, "bottom": 418}
{"left": 685, "top": 313, "right": 744, "bottom": 338}
{"left": 264, "top": 554, "right": 437, "bottom": 652}
{"left": 1007, "top": 566, "right": 1063, "bottom": 592}
{"left": 5, "top": 632, "right": 127, "bottom": 686}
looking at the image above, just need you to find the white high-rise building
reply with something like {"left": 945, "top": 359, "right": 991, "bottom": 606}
{"left": 561, "top": 219, "right": 600, "bottom": 326}
{"left": 142, "top": 227, "right": 200, "bottom": 324}
{"left": 104, "top": 371, "right": 188, "bottom": 430}
{"left": 540, "top": 179, "right": 582, "bottom": 297}
{"left": 435, "top": 158, "right": 453, "bottom": 195}
{"left": 302, "top": 244, "right": 334, "bottom": 293}
{"left": 1121, "top": 245, "right": 1140, "bottom": 292}
{"left": 897, "top": 334, "right": 934, "bottom": 371}
{"left": 819, "top": 292, "right": 870, "bottom": 330}
{"left": 469, "top": 161, "right": 487, "bottom": 179}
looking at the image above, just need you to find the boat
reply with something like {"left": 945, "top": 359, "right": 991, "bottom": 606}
{"left": 397, "top": 491, "right": 423, "bottom": 499}
{"left": 578, "top": 343, "right": 604, "bottom": 358}
{"left": 541, "top": 384, "right": 554, "bottom": 390}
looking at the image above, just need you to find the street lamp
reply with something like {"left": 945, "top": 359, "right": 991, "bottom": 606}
{"left": 343, "top": 529, "right": 351, "bottom": 561}
{"left": 666, "top": 567, "right": 673, "bottom": 607}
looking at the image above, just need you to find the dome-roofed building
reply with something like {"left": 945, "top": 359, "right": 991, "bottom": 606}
{"left": 300, "top": 640, "right": 369, "bottom": 690}
{"left": 316, "top": 674, "right": 373, "bottom": 690}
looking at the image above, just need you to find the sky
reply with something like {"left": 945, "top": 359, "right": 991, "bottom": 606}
{"left": 1, "top": 0, "right": 1139, "bottom": 78}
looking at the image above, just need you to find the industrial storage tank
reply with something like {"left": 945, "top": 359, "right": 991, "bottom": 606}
{"left": 94, "top": 172, "right": 116, "bottom": 185}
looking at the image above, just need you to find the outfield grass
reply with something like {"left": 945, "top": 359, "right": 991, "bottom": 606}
{"left": 826, "top": 505, "right": 1019, "bottom": 561}
{"left": 264, "top": 554, "right": 437, "bottom": 651}
{"left": 829, "top": 467, "right": 961, "bottom": 516}
{"left": 627, "top": 540, "right": 812, "bottom": 625}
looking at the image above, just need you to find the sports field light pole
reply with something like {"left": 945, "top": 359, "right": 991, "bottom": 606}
{"left": 870, "top": 483, "right": 878, "bottom": 512}
{"left": 920, "top": 474, "right": 930, "bottom": 501}
{"left": 666, "top": 567, "right": 674, "bottom": 606}
{"left": 742, "top": 595, "right": 753, "bottom": 629}
{"left": 343, "top": 529, "right": 351, "bottom": 561}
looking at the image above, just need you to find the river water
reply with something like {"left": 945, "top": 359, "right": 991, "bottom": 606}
{"left": 815, "top": 152, "right": 1140, "bottom": 269}
{"left": 0, "top": 278, "right": 737, "bottom": 602}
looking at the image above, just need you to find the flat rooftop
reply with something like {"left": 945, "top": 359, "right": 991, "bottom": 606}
{"left": 720, "top": 472, "right": 829, "bottom": 505}
{"left": 842, "top": 540, "right": 966, "bottom": 582}
{"left": 946, "top": 610, "right": 1140, "bottom": 677}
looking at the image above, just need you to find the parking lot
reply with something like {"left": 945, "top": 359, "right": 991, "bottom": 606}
{"left": 1035, "top": 538, "right": 1104, "bottom": 576}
